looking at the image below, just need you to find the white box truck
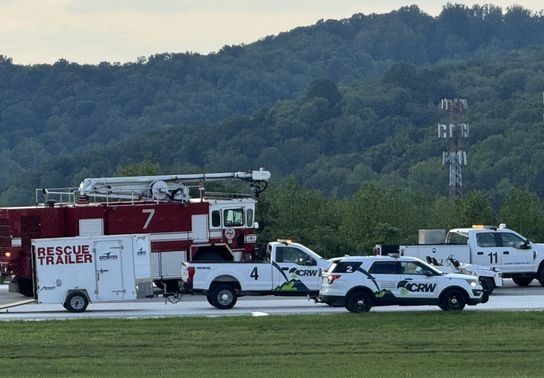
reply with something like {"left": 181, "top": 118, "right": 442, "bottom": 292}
{"left": 33, "top": 234, "right": 153, "bottom": 312}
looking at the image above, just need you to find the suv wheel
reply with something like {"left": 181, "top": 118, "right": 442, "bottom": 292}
{"left": 345, "top": 291, "right": 372, "bottom": 313}
{"left": 439, "top": 289, "right": 466, "bottom": 311}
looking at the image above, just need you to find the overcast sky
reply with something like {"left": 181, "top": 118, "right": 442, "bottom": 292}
{"left": 1, "top": 0, "right": 542, "bottom": 65}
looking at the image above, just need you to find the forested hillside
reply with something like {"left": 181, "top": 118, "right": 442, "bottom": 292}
{"left": 1, "top": 4, "right": 544, "bottom": 253}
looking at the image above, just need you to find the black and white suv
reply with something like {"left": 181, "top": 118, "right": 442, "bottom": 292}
{"left": 319, "top": 256, "right": 487, "bottom": 312}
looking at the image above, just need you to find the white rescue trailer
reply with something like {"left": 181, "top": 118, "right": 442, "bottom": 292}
{"left": 33, "top": 234, "right": 153, "bottom": 312}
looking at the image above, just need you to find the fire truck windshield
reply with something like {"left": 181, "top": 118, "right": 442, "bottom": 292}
{"left": 224, "top": 208, "right": 244, "bottom": 227}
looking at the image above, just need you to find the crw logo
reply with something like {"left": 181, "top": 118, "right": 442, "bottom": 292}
{"left": 99, "top": 252, "right": 118, "bottom": 261}
{"left": 397, "top": 281, "right": 437, "bottom": 293}
{"left": 283, "top": 267, "right": 319, "bottom": 277}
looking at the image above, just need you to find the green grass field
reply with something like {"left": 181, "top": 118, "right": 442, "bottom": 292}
{"left": 1, "top": 312, "right": 544, "bottom": 376}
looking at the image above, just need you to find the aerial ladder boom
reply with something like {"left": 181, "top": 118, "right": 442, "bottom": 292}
{"left": 77, "top": 169, "right": 271, "bottom": 202}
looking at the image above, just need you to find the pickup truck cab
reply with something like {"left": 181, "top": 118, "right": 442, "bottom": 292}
{"left": 395, "top": 225, "right": 544, "bottom": 287}
{"left": 181, "top": 241, "right": 330, "bottom": 309}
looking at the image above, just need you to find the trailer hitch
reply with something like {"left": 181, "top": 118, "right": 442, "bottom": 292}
{"left": 164, "top": 292, "right": 183, "bottom": 304}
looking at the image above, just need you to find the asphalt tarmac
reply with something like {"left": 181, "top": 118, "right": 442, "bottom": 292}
{"left": 1, "top": 279, "right": 544, "bottom": 321}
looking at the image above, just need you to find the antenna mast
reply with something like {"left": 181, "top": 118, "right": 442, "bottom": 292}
{"left": 438, "top": 98, "right": 469, "bottom": 198}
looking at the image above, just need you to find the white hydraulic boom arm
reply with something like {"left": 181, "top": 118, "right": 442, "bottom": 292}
{"left": 77, "top": 169, "right": 271, "bottom": 202}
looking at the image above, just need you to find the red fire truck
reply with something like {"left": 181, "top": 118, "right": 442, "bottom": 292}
{"left": 0, "top": 169, "right": 271, "bottom": 296}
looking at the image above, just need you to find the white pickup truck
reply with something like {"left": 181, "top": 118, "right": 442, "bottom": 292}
{"left": 181, "top": 241, "right": 331, "bottom": 309}
{"left": 393, "top": 225, "right": 544, "bottom": 287}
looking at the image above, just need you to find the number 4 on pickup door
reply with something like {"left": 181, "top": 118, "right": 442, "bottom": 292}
{"left": 250, "top": 267, "right": 259, "bottom": 280}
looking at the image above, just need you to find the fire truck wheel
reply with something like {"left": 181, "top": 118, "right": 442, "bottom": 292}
{"left": 18, "top": 278, "right": 35, "bottom": 297}
{"left": 63, "top": 291, "right": 89, "bottom": 312}
{"left": 208, "top": 284, "right": 237, "bottom": 309}
{"left": 439, "top": 289, "right": 466, "bottom": 311}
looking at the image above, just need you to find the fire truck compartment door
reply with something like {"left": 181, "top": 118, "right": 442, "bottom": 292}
{"left": 191, "top": 214, "right": 209, "bottom": 243}
{"left": 79, "top": 218, "right": 104, "bottom": 236}
{"left": 94, "top": 240, "right": 126, "bottom": 300}
{"left": 154, "top": 250, "right": 187, "bottom": 279}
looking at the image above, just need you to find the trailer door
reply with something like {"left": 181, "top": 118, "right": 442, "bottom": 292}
{"left": 94, "top": 239, "right": 125, "bottom": 300}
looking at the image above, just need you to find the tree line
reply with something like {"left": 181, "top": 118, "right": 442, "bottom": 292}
{"left": 258, "top": 181, "right": 544, "bottom": 258}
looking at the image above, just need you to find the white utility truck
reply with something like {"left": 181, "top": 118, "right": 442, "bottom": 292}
{"left": 181, "top": 240, "right": 331, "bottom": 309}
{"left": 393, "top": 225, "right": 544, "bottom": 287}
{"left": 34, "top": 234, "right": 153, "bottom": 312}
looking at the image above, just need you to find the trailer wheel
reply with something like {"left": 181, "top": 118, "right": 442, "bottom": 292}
{"left": 345, "top": 291, "right": 372, "bottom": 313}
{"left": 439, "top": 289, "right": 466, "bottom": 311}
{"left": 512, "top": 276, "right": 533, "bottom": 286}
{"left": 63, "top": 291, "right": 89, "bottom": 312}
{"left": 208, "top": 284, "right": 237, "bottom": 309}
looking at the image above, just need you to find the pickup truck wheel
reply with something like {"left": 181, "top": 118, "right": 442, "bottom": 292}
{"left": 439, "top": 289, "right": 466, "bottom": 311}
{"left": 537, "top": 266, "right": 544, "bottom": 286}
{"left": 479, "top": 277, "right": 494, "bottom": 295}
{"left": 209, "top": 284, "right": 237, "bottom": 309}
{"left": 345, "top": 291, "right": 372, "bottom": 313}
{"left": 206, "top": 293, "right": 217, "bottom": 308}
{"left": 63, "top": 291, "right": 89, "bottom": 312}
{"left": 512, "top": 276, "right": 533, "bottom": 286}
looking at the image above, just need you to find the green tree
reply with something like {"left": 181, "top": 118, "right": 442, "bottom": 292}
{"left": 500, "top": 189, "right": 544, "bottom": 241}
{"left": 454, "top": 191, "right": 496, "bottom": 226}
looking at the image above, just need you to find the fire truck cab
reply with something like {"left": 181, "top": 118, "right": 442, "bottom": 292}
{"left": 0, "top": 169, "right": 270, "bottom": 296}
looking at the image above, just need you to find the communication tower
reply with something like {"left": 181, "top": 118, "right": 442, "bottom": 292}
{"left": 438, "top": 98, "right": 469, "bottom": 198}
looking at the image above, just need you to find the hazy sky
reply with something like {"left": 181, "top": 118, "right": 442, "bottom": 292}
{"left": 1, "top": 0, "right": 542, "bottom": 65}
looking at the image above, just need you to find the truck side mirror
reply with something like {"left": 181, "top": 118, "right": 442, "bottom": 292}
{"left": 521, "top": 239, "right": 531, "bottom": 249}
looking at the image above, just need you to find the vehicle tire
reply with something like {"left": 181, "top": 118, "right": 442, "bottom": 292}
{"left": 479, "top": 277, "right": 495, "bottom": 295}
{"left": 439, "top": 289, "right": 467, "bottom": 311}
{"left": 345, "top": 291, "right": 372, "bottom": 313}
{"left": 537, "top": 265, "right": 544, "bottom": 287}
{"left": 512, "top": 276, "right": 533, "bottom": 287}
{"left": 18, "top": 278, "right": 35, "bottom": 297}
{"left": 63, "top": 291, "right": 89, "bottom": 313}
{"left": 208, "top": 284, "right": 237, "bottom": 309}
{"left": 206, "top": 293, "right": 217, "bottom": 308}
